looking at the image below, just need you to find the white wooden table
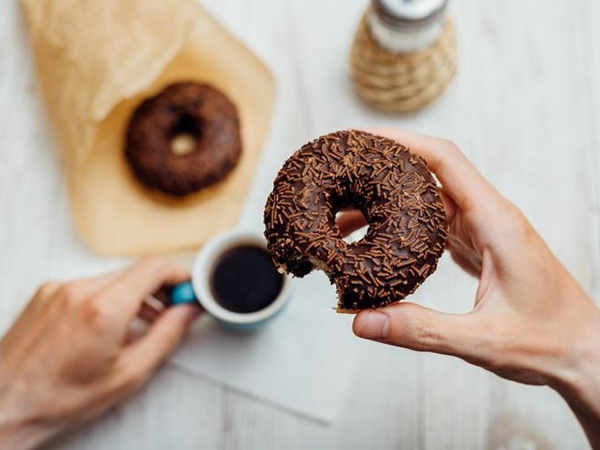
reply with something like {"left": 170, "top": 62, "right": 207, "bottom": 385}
{"left": 1, "top": 0, "right": 599, "bottom": 448}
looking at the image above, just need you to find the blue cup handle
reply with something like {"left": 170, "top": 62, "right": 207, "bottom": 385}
{"left": 169, "top": 281, "right": 199, "bottom": 305}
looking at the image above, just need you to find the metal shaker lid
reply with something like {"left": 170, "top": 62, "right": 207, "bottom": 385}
{"left": 372, "top": 0, "right": 447, "bottom": 29}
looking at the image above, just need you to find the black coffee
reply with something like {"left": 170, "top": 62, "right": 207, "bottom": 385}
{"left": 210, "top": 244, "right": 283, "bottom": 313}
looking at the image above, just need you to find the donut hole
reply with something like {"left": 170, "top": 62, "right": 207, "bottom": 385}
{"left": 335, "top": 209, "right": 369, "bottom": 244}
{"left": 170, "top": 115, "right": 201, "bottom": 156}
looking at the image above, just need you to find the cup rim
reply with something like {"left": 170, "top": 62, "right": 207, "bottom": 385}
{"left": 191, "top": 229, "right": 292, "bottom": 325}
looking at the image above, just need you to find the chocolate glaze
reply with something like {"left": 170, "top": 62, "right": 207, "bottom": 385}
{"left": 125, "top": 82, "right": 242, "bottom": 197}
{"left": 263, "top": 130, "right": 448, "bottom": 311}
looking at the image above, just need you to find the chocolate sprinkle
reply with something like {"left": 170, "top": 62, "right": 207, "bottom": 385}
{"left": 263, "top": 130, "right": 449, "bottom": 312}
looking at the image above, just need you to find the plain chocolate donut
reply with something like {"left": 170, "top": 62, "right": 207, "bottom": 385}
{"left": 125, "top": 82, "right": 242, "bottom": 197}
{"left": 264, "top": 130, "right": 448, "bottom": 312}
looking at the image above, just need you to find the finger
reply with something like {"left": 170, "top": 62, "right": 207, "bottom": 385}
{"left": 61, "top": 270, "right": 125, "bottom": 302}
{"left": 337, "top": 191, "right": 455, "bottom": 239}
{"left": 336, "top": 192, "right": 455, "bottom": 238}
{"left": 123, "top": 317, "right": 149, "bottom": 345}
{"left": 30, "top": 281, "right": 62, "bottom": 311}
{"left": 352, "top": 302, "right": 485, "bottom": 361}
{"left": 439, "top": 189, "right": 457, "bottom": 225}
{"left": 337, "top": 210, "right": 368, "bottom": 236}
{"left": 449, "top": 250, "right": 481, "bottom": 278}
{"left": 0, "top": 281, "right": 63, "bottom": 350}
{"left": 33, "top": 272, "right": 121, "bottom": 316}
{"left": 118, "top": 304, "right": 202, "bottom": 382}
{"left": 40, "top": 271, "right": 127, "bottom": 320}
{"left": 151, "top": 286, "right": 172, "bottom": 308}
{"left": 447, "top": 234, "right": 482, "bottom": 277}
{"left": 97, "top": 257, "right": 190, "bottom": 330}
{"left": 138, "top": 302, "right": 161, "bottom": 323}
{"left": 359, "top": 127, "right": 502, "bottom": 216}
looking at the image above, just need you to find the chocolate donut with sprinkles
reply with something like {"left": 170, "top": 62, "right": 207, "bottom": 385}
{"left": 263, "top": 130, "right": 448, "bottom": 312}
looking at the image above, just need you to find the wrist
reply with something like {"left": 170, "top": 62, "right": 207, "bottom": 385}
{"left": 0, "top": 379, "right": 56, "bottom": 450}
{"left": 0, "top": 419, "right": 52, "bottom": 450}
{"left": 550, "top": 306, "right": 600, "bottom": 416}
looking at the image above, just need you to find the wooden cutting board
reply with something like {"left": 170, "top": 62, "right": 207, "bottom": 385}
{"left": 23, "top": 0, "right": 275, "bottom": 256}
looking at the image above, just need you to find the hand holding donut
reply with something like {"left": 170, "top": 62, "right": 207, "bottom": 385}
{"left": 342, "top": 128, "right": 600, "bottom": 447}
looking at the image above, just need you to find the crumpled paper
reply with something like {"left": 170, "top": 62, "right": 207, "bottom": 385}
{"left": 22, "top": 0, "right": 275, "bottom": 255}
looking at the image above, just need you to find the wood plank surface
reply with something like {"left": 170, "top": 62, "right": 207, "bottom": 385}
{"left": 0, "top": 0, "right": 597, "bottom": 449}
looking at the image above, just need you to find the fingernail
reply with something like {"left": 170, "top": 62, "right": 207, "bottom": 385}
{"left": 175, "top": 304, "right": 202, "bottom": 321}
{"left": 354, "top": 310, "right": 389, "bottom": 340}
{"left": 188, "top": 306, "right": 202, "bottom": 320}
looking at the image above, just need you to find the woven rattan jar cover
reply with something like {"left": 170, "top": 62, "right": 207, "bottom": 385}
{"left": 351, "top": 0, "right": 457, "bottom": 112}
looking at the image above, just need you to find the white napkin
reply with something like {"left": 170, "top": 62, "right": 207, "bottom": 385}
{"left": 170, "top": 270, "right": 365, "bottom": 422}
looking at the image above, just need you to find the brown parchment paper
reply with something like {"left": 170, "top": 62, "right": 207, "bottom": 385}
{"left": 21, "top": 0, "right": 275, "bottom": 256}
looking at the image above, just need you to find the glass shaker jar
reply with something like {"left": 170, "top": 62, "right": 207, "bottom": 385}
{"left": 351, "top": 0, "right": 457, "bottom": 112}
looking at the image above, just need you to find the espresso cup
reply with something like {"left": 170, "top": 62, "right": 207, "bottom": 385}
{"left": 169, "top": 230, "right": 293, "bottom": 330}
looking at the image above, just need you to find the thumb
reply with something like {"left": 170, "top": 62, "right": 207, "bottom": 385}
{"left": 122, "top": 304, "right": 202, "bottom": 380}
{"left": 353, "top": 303, "right": 481, "bottom": 359}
